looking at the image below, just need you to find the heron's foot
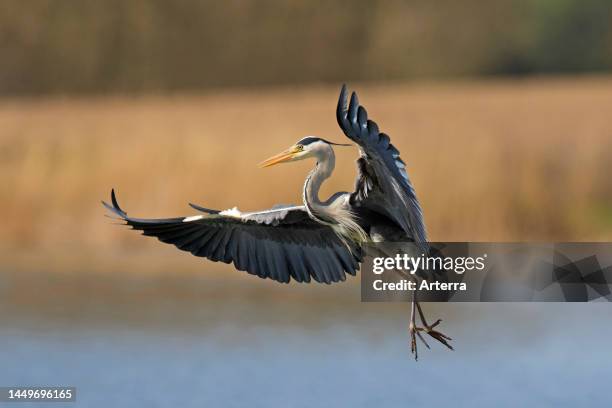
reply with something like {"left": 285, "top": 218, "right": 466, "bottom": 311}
{"left": 421, "top": 319, "right": 453, "bottom": 351}
{"left": 409, "top": 323, "right": 417, "bottom": 360}
{"left": 409, "top": 322, "right": 431, "bottom": 361}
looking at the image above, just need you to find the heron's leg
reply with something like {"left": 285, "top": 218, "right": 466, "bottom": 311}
{"left": 416, "top": 302, "right": 453, "bottom": 350}
{"left": 409, "top": 291, "right": 430, "bottom": 361}
{"left": 409, "top": 296, "right": 417, "bottom": 360}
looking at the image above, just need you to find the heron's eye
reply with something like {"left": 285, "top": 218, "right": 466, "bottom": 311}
{"left": 296, "top": 145, "right": 304, "bottom": 151}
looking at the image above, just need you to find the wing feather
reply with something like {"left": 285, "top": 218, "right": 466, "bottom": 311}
{"left": 337, "top": 85, "right": 428, "bottom": 251}
{"left": 103, "top": 190, "right": 361, "bottom": 284}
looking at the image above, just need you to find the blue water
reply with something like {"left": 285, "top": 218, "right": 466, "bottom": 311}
{"left": 1, "top": 303, "right": 610, "bottom": 407}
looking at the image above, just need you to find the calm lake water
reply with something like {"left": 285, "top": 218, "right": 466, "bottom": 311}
{"left": 0, "top": 274, "right": 610, "bottom": 407}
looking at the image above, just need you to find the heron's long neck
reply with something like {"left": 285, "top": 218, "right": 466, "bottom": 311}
{"left": 303, "top": 149, "right": 368, "bottom": 243}
{"left": 304, "top": 150, "right": 335, "bottom": 209}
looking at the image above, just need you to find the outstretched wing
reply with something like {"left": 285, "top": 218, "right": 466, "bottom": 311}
{"left": 103, "top": 190, "right": 361, "bottom": 284}
{"left": 336, "top": 85, "right": 427, "bottom": 250}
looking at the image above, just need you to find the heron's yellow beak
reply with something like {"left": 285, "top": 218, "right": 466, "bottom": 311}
{"left": 259, "top": 146, "right": 301, "bottom": 168}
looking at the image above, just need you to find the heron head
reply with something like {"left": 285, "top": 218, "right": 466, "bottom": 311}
{"left": 260, "top": 137, "right": 351, "bottom": 168}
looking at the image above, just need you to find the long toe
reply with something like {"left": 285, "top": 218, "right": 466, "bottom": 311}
{"left": 428, "top": 330, "right": 454, "bottom": 350}
{"left": 409, "top": 327, "right": 418, "bottom": 360}
{"left": 416, "top": 330, "right": 431, "bottom": 349}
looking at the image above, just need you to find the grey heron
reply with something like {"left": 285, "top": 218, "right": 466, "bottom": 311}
{"left": 103, "top": 85, "right": 452, "bottom": 359}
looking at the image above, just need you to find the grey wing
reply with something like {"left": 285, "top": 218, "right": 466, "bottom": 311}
{"left": 336, "top": 85, "right": 428, "bottom": 251}
{"left": 103, "top": 190, "right": 361, "bottom": 284}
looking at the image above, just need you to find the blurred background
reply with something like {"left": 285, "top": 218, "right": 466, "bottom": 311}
{"left": 1, "top": 1, "right": 612, "bottom": 407}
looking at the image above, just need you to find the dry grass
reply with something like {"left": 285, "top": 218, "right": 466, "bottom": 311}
{"left": 1, "top": 77, "right": 611, "bottom": 276}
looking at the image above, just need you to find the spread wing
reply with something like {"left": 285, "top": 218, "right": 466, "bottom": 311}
{"left": 103, "top": 190, "right": 361, "bottom": 284}
{"left": 336, "top": 85, "right": 428, "bottom": 251}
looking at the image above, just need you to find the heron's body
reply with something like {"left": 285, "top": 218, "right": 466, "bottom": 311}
{"left": 103, "top": 85, "right": 452, "bottom": 358}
